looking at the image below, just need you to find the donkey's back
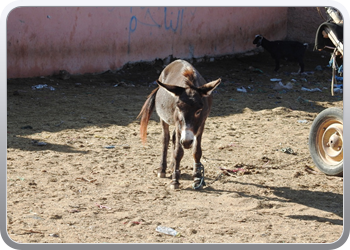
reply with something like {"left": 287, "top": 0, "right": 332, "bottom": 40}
{"left": 158, "top": 59, "right": 207, "bottom": 88}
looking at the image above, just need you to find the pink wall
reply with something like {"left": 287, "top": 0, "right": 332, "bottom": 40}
{"left": 7, "top": 7, "right": 288, "bottom": 78}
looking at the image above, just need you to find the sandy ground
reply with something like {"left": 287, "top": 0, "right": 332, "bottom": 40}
{"left": 6, "top": 50, "right": 343, "bottom": 244}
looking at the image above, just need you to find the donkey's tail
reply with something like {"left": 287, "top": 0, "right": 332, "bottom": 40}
{"left": 137, "top": 86, "right": 159, "bottom": 144}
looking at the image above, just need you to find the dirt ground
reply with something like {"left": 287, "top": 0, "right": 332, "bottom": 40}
{"left": 6, "top": 49, "right": 343, "bottom": 244}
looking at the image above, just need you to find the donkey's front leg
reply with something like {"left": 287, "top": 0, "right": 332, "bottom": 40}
{"left": 170, "top": 130, "right": 184, "bottom": 189}
{"left": 158, "top": 120, "right": 170, "bottom": 178}
{"left": 192, "top": 133, "right": 205, "bottom": 188}
{"left": 168, "top": 129, "right": 176, "bottom": 172}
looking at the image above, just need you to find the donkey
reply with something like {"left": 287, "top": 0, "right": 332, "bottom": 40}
{"left": 137, "top": 59, "right": 221, "bottom": 189}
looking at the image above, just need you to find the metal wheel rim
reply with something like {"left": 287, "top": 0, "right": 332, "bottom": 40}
{"left": 316, "top": 118, "right": 343, "bottom": 166}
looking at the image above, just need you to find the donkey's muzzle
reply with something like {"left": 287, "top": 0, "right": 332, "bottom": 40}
{"left": 181, "top": 139, "right": 193, "bottom": 149}
{"left": 180, "top": 129, "right": 194, "bottom": 149}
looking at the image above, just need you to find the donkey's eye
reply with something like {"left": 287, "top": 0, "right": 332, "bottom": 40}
{"left": 195, "top": 109, "right": 202, "bottom": 117}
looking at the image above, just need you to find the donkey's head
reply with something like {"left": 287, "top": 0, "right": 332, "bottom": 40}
{"left": 157, "top": 68, "right": 221, "bottom": 149}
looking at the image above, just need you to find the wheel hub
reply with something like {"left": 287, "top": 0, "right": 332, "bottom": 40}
{"left": 322, "top": 123, "right": 343, "bottom": 159}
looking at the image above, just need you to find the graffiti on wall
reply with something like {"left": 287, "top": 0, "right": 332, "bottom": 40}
{"left": 128, "top": 7, "right": 195, "bottom": 53}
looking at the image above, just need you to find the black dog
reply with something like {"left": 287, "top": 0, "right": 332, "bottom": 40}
{"left": 253, "top": 35, "right": 308, "bottom": 73}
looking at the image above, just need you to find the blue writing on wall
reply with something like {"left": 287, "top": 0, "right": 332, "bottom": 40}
{"left": 128, "top": 7, "right": 187, "bottom": 53}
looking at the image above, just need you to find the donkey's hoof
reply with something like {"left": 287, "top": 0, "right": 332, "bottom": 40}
{"left": 192, "top": 178, "right": 206, "bottom": 189}
{"left": 170, "top": 182, "right": 180, "bottom": 190}
{"left": 170, "top": 184, "right": 180, "bottom": 190}
{"left": 157, "top": 172, "right": 166, "bottom": 178}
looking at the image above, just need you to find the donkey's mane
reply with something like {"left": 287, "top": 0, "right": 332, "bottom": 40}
{"left": 183, "top": 66, "right": 196, "bottom": 87}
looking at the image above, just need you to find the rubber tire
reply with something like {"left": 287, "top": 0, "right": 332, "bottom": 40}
{"left": 309, "top": 107, "right": 343, "bottom": 175}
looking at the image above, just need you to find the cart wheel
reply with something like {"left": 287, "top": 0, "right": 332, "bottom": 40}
{"left": 309, "top": 107, "right": 343, "bottom": 175}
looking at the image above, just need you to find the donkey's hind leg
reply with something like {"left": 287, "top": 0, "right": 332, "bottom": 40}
{"left": 158, "top": 120, "right": 170, "bottom": 178}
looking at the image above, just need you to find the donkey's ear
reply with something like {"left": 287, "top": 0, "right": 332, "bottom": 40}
{"left": 157, "top": 80, "right": 185, "bottom": 96}
{"left": 198, "top": 79, "right": 221, "bottom": 97}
